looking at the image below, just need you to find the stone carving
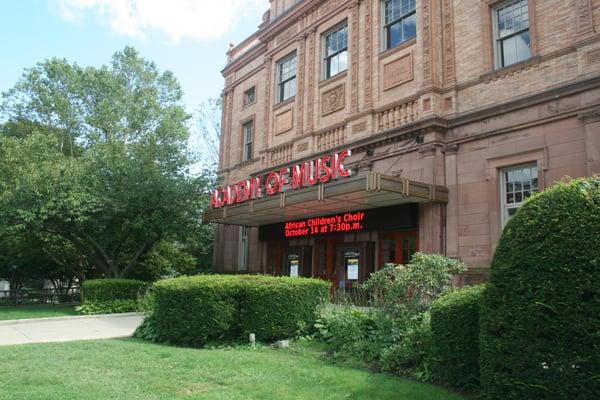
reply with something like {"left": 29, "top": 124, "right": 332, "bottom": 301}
{"left": 442, "top": 0, "right": 456, "bottom": 86}
{"left": 297, "top": 141, "right": 309, "bottom": 152}
{"left": 275, "top": 109, "right": 294, "bottom": 134}
{"left": 306, "top": 29, "right": 316, "bottom": 132}
{"left": 350, "top": 1, "right": 359, "bottom": 113}
{"left": 363, "top": 0, "right": 373, "bottom": 109}
{"left": 352, "top": 121, "right": 367, "bottom": 134}
{"left": 421, "top": 0, "right": 432, "bottom": 86}
{"left": 383, "top": 53, "right": 414, "bottom": 90}
{"left": 319, "top": 0, "right": 344, "bottom": 17}
{"left": 321, "top": 84, "right": 345, "bottom": 116}
{"left": 586, "top": 48, "right": 600, "bottom": 65}
{"left": 225, "top": 92, "right": 234, "bottom": 167}
{"left": 276, "top": 24, "right": 298, "bottom": 46}
{"left": 296, "top": 36, "right": 306, "bottom": 134}
{"left": 575, "top": 0, "right": 596, "bottom": 38}
{"left": 263, "top": 56, "right": 272, "bottom": 147}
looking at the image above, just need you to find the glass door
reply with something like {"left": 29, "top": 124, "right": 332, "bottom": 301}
{"left": 378, "top": 230, "right": 418, "bottom": 267}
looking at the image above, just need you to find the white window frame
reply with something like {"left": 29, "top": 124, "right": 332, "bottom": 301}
{"left": 381, "top": 0, "right": 417, "bottom": 51}
{"left": 322, "top": 21, "right": 348, "bottom": 80}
{"left": 242, "top": 120, "right": 253, "bottom": 162}
{"left": 276, "top": 52, "right": 297, "bottom": 103}
{"left": 500, "top": 163, "right": 538, "bottom": 228}
{"left": 492, "top": 0, "right": 531, "bottom": 69}
{"left": 238, "top": 226, "right": 249, "bottom": 271}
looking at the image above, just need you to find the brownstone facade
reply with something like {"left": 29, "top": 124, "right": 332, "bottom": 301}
{"left": 210, "top": 0, "right": 600, "bottom": 285}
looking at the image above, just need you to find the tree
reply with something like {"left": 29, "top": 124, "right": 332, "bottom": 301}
{"left": 0, "top": 47, "right": 213, "bottom": 279}
{"left": 191, "top": 98, "right": 221, "bottom": 173}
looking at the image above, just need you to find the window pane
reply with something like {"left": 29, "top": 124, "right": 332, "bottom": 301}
{"left": 515, "top": 30, "right": 531, "bottom": 61}
{"left": 402, "top": 12, "right": 417, "bottom": 41}
{"left": 388, "top": 21, "right": 402, "bottom": 48}
{"left": 338, "top": 50, "right": 348, "bottom": 73}
{"left": 502, "top": 36, "right": 518, "bottom": 66}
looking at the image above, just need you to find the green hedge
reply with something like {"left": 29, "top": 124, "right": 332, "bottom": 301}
{"left": 152, "top": 275, "right": 329, "bottom": 346}
{"left": 430, "top": 285, "right": 486, "bottom": 391}
{"left": 480, "top": 177, "right": 600, "bottom": 399}
{"left": 82, "top": 279, "right": 147, "bottom": 302}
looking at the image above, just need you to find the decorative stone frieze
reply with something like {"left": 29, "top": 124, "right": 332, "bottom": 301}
{"left": 321, "top": 84, "right": 345, "bottom": 116}
{"left": 383, "top": 53, "right": 414, "bottom": 90}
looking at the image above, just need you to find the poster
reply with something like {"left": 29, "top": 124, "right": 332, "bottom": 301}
{"left": 347, "top": 258, "right": 359, "bottom": 280}
{"left": 289, "top": 259, "right": 299, "bottom": 277}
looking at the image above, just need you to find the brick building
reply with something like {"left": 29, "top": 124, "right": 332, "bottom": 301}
{"left": 204, "top": 0, "right": 600, "bottom": 286}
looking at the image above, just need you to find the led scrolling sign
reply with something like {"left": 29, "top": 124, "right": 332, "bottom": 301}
{"left": 210, "top": 149, "right": 352, "bottom": 209}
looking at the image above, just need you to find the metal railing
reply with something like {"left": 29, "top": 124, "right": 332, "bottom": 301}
{"left": 0, "top": 288, "right": 80, "bottom": 306}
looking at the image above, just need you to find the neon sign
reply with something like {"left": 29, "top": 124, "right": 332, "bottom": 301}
{"left": 210, "top": 149, "right": 351, "bottom": 209}
{"left": 284, "top": 211, "right": 365, "bottom": 238}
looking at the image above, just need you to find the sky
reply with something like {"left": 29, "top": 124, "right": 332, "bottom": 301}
{"left": 0, "top": 0, "right": 270, "bottom": 115}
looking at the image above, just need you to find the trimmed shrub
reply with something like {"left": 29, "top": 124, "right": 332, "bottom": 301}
{"left": 77, "top": 299, "right": 139, "bottom": 315}
{"left": 153, "top": 275, "right": 241, "bottom": 346}
{"left": 430, "top": 284, "right": 486, "bottom": 390}
{"left": 151, "top": 275, "right": 329, "bottom": 347}
{"left": 240, "top": 276, "right": 329, "bottom": 341}
{"left": 480, "top": 177, "right": 600, "bottom": 399}
{"left": 82, "top": 279, "right": 146, "bottom": 302}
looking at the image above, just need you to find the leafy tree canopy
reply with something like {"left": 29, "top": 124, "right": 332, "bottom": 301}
{"left": 0, "top": 47, "right": 214, "bottom": 280}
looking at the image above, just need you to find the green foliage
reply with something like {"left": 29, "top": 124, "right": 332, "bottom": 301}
{"left": 480, "top": 177, "right": 600, "bottom": 399}
{"left": 314, "top": 307, "right": 392, "bottom": 364}
{"left": 315, "top": 253, "right": 466, "bottom": 381}
{"left": 77, "top": 300, "right": 139, "bottom": 315}
{"left": 362, "top": 253, "right": 468, "bottom": 318}
{"left": 0, "top": 47, "right": 214, "bottom": 280}
{"left": 82, "top": 279, "right": 146, "bottom": 302}
{"left": 430, "top": 284, "right": 486, "bottom": 390}
{"left": 380, "top": 313, "right": 433, "bottom": 381}
{"left": 150, "top": 275, "right": 329, "bottom": 347}
{"left": 239, "top": 277, "right": 329, "bottom": 341}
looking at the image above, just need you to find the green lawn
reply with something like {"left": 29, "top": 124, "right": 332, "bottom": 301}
{"left": 0, "top": 339, "right": 463, "bottom": 400}
{"left": 0, "top": 304, "right": 79, "bottom": 320}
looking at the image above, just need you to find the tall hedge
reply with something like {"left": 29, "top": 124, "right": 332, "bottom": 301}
{"left": 82, "top": 279, "right": 146, "bottom": 302}
{"left": 430, "top": 284, "right": 485, "bottom": 391}
{"left": 480, "top": 177, "right": 600, "bottom": 399}
{"left": 152, "top": 275, "right": 329, "bottom": 346}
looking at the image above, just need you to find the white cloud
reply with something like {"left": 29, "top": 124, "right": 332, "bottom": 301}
{"left": 52, "top": 0, "right": 269, "bottom": 42}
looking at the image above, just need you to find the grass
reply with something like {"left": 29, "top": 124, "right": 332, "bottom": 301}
{"left": 0, "top": 339, "right": 464, "bottom": 400}
{"left": 0, "top": 304, "right": 79, "bottom": 321}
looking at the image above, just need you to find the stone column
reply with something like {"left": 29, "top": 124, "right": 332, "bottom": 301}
{"left": 575, "top": 0, "right": 596, "bottom": 42}
{"left": 295, "top": 35, "right": 306, "bottom": 134}
{"left": 444, "top": 144, "right": 459, "bottom": 258}
{"left": 578, "top": 109, "right": 600, "bottom": 175}
{"left": 348, "top": 0, "right": 361, "bottom": 113}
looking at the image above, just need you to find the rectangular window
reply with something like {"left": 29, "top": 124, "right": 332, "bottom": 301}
{"left": 243, "top": 86, "right": 256, "bottom": 106}
{"left": 501, "top": 164, "right": 538, "bottom": 227}
{"left": 324, "top": 22, "right": 348, "bottom": 79}
{"left": 383, "top": 0, "right": 417, "bottom": 50}
{"left": 238, "top": 226, "right": 249, "bottom": 271}
{"left": 242, "top": 121, "right": 253, "bottom": 162}
{"left": 494, "top": 0, "right": 531, "bottom": 68}
{"left": 276, "top": 53, "right": 297, "bottom": 103}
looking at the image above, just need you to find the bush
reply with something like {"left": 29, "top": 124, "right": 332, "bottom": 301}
{"left": 430, "top": 284, "right": 486, "bottom": 390}
{"left": 77, "top": 299, "right": 139, "bottom": 315}
{"left": 82, "top": 279, "right": 147, "bottom": 302}
{"left": 240, "top": 276, "right": 330, "bottom": 341}
{"left": 151, "top": 275, "right": 329, "bottom": 347}
{"left": 480, "top": 177, "right": 600, "bottom": 399}
{"left": 314, "top": 307, "right": 391, "bottom": 364}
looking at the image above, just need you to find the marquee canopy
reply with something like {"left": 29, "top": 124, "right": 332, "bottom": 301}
{"left": 202, "top": 172, "right": 448, "bottom": 227}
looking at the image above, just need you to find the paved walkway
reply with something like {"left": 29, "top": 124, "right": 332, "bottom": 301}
{"left": 0, "top": 313, "right": 144, "bottom": 346}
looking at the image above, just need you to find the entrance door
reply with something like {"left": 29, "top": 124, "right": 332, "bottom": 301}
{"left": 285, "top": 246, "right": 313, "bottom": 278}
{"left": 334, "top": 242, "right": 375, "bottom": 289}
{"left": 378, "top": 230, "right": 419, "bottom": 266}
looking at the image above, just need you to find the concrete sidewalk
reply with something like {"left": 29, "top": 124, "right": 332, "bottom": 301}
{"left": 0, "top": 313, "right": 144, "bottom": 346}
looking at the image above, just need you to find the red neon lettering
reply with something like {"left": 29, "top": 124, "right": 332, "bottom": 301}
{"left": 265, "top": 172, "right": 280, "bottom": 195}
{"left": 337, "top": 149, "right": 351, "bottom": 177}
{"left": 291, "top": 164, "right": 306, "bottom": 189}
{"left": 319, "top": 155, "right": 332, "bottom": 183}
{"left": 307, "top": 159, "right": 319, "bottom": 186}
{"left": 279, "top": 168, "right": 290, "bottom": 192}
